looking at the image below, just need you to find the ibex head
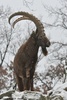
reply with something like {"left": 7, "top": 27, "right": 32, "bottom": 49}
{"left": 8, "top": 12, "right": 50, "bottom": 55}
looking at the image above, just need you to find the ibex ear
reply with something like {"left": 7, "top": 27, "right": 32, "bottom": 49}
{"left": 42, "top": 47, "right": 48, "bottom": 56}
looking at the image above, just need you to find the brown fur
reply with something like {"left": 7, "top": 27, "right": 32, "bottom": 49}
{"left": 14, "top": 31, "right": 50, "bottom": 91}
{"left": 8, "top": 12, "right": 50, "bottom": 91}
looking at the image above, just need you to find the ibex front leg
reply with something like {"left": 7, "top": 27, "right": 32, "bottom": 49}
{"left": 30, "top": 67, "right": 35, "bottom": 91}
{"left": 23, "top": 67, "right": 30, "bottom": 90}
{"left": 30, "top": 78, "right": 34, "bottom": 91}
{"left": 16, "top": 74, "right": 24, "bottom": 91}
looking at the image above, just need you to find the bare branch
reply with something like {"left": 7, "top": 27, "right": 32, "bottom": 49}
{"left": 22, "top": 0, "right": 35, "bottom": 11}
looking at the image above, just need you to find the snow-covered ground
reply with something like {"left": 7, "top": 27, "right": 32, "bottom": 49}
{"left": 0, "top": 82, "right": 67, "bottom": 100}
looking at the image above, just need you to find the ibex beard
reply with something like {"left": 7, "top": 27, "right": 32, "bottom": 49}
{"left": 8, "top": 12, "right": 50, "bottom": 91}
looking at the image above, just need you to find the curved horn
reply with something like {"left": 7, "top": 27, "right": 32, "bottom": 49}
{"left": 12, "top": 16, "right": 30, "bottom": 28}
{"left": 8, "top": 12, "right": 44, "bottom": 34}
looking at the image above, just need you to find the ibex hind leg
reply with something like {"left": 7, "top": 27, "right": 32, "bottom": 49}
{"left": 24, "top": 77, "right": 33, "bottom": 90}
{"left": 16, "top": 74, "right": 24, "bottom": 91}
{"left": 26, "top": 77, "right": 30, "bottom": 90}
{"left": 23, "top": 77, "right": 30, "bottom": 90}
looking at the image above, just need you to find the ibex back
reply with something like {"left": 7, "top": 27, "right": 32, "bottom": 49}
{"left": 8, "top": 12, "right": 50, "bottom": 91}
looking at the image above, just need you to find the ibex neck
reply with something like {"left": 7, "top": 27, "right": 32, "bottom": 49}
{"left": 25, "top": 34, "right": 39, "bottom": 57}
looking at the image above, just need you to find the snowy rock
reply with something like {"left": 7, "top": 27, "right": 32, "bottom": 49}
{"left": 1, "top": 82, "right": 67, "bottom": 100}
{"left": 0, "top": 90, "right": 50, "bottom": 100}
{"left": 12, "top": 91, "right": 49, "bottom": 100}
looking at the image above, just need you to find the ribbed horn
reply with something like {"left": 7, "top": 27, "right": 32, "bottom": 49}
{"left": 8, "top": 12, "right": 44, "bottom": 34}
{"left": 12, "top": 16, "right": 30, "bottom": 28}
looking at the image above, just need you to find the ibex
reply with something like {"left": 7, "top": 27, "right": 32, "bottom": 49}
{"left": 8, "top": 12, "right": 50, "bottom": 91}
